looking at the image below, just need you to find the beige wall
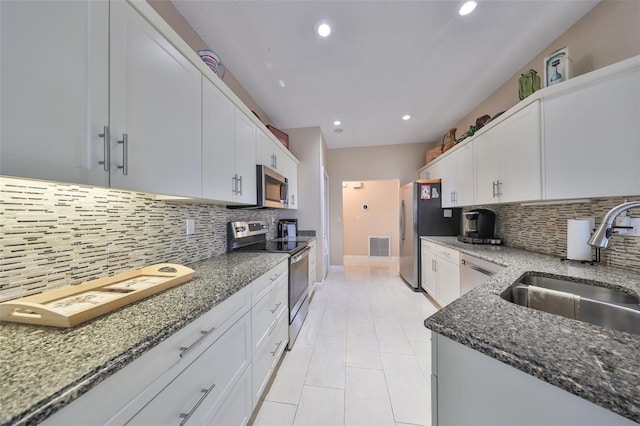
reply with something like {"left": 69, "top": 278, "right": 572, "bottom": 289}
{"left": 342, "top": 180, "right": 400, "bottom": 258}
{"left": 328, "top": 142, "right": 433, "bottom": 265}
{"left": 147, "top": 0, "right": 273, "bottom": 125}
{"left": 454, "top": 0, "right": 640, "bottom": 134}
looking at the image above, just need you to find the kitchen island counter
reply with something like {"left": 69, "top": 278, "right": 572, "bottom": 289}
{"left": 422, "top": 236, "right": 640, "bottom": 423}
{"left": 0, "top": 251, "right": 288, "bottom": 426}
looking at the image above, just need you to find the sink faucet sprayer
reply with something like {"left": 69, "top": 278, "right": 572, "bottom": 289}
{"left": 588, "top": 201, "right": 640, "bottom": 249}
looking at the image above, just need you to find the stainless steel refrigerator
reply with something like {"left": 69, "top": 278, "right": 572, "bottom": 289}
{"left": 400, "top": 180, "right": 461, "bottom": 290}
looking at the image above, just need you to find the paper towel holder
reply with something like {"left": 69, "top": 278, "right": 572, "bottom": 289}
{"left": 561, "top": 248, "right": 600, "bottom": 265}
{"left": 561, "top": 218, "right": 600, "bottom": 265}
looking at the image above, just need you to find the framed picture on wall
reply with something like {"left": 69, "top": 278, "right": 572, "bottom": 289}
{"left": 544, "top": 46, "right": 571, "bottom": 87}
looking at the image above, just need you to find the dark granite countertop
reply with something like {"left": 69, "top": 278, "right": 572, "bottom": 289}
{"left": 0, "top": 251, "right": 288, "bottom": 426}
{"left": 422, "top": 236, "right": 640, "bottom": 423}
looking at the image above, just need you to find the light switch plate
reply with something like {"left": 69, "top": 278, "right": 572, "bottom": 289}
{"left": 186, "top": 219, "right": 195, "bottom": 235}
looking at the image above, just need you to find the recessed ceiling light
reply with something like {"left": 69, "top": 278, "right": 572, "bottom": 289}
{"left": 333, "top": 120, "right": 341, "bottom": 126}
{"left": 317, "top": 22, "right": 332, "bottom": 37}
{"left": 278, "top": 80, "right": 286, "bottom": 88}
{"left": 402, "top": 114, "right": 412, "bottom": 121}
{"left": 459, "top": 1, "right": 477, "bottom": 16}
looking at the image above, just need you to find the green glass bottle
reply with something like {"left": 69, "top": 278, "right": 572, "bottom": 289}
{"left": 518, "top": 69, "right": 541, "bottom": 100}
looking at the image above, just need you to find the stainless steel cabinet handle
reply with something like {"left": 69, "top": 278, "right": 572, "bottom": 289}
{"left": 238, "top": 175, "right": 243, "bottom": 195}
{"left": 496, "top": 180, "right": 502, "bottom": 197}
{"left": 179, "top": 382, "right": 216, "bottom": 425}
{"left": 232, "top": 175, "right": 238, "bottom": 194}
{"left": 466, "top": 263, "right": 497, "bottom": 277}
{"left": 492, "top": 181, "right": 497, "bottom": 198}
{"left": 179, "top": 326, "right": 217, "bottom": 358}
{"left": 274, "top": 154, "right": 277, "bottom": 169}
{"left": 270, "top": 340, "right": 283, "bottom": 357}
{"left": 291, "top": 194, "right": 295, "bottom": 205}
{"left": 117, "top": 133, "right": 128, "bottom": 175}
{"left": 98, "top": 126, "right": 110, "bottom": 171}
{"left": 270, "top": 302, "right": 282, "bottom": 314}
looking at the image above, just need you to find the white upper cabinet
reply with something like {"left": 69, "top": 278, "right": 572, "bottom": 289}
{"left": 284, "top": 156, "right": 298, "bottom": 209}
{"left": 202, "top": 77, "right": 257, "bottom": 205}
{"left": 257, "top": 129, "right": 298, "bottom": 208}
{"left": 544, "top": 64, "right": 640, "bottom": 200}
{"left": 257, "top": 130, "right": 284, "bottom": 172}
{"left": 420, "top": 161, "right": 443, "bottom": 181}
{"left": 202, "top": 77, "right": 236, "bottom": 202}
{"left": 474, "top": 101, "right": 542, "bottom": 204}
{"left": 109, "top": 0, "right": 202, "bottom": 198}
{"left": 0, "top": 0, "right": 109, "bottom": 186}
{"left": 441, "top": 142, "right": 474, "bottom": 207}
{"left": 233, "top": 110, "right": 258, "bottom": 205}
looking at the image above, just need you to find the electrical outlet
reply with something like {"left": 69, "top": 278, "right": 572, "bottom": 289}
{"left": 615, "top": 216, "right": 631, "bottom": 235}
{"left": 186, "top": 218, "right": 195, "bottom": 235}
{"left": 630, "top": 218, "right": 640, "bottom": 237}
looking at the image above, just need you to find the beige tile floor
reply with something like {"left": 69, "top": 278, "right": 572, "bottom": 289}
{"left": 252, "top": 260, "right": 438, "bottom": 426}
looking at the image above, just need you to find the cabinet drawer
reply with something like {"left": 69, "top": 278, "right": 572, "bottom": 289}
{"left": 127, "top": 312, "right": 252, "bottom": 425}
{"left": 252, "top": 260, "right": 288, "bottom": 304}
{"left": 252, "top": 310, "right": 288, "bottom": 408}
{"left": 252, "top": 273, "right": 288, "bottom": 357}
{"left": 207, "top": 364, "right": 252, "bottom": 426}
{"left": 421, "top": 240, "right": 437, "bottom": 254}
{"left": 436, "top": 245, "right": 460, "bottom": 263}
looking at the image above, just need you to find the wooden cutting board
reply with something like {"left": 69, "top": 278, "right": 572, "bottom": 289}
{"left": 0, "top": 263, "right": 194, "bottom": 327}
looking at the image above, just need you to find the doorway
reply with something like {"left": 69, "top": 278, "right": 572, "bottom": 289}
{"left": 342, "top": 179, "right": 400, "bottom": 262}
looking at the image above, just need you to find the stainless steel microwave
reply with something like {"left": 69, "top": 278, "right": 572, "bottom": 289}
{"left": 257, "top": 165, "right": 288, "bottom": 208}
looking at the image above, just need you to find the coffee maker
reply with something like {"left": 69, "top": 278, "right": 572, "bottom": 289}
{"left": 278, "top": 219, "right": 298, "bottom": 239}
{"left": 458, "top": 209, "right": 502, "bottom": 244}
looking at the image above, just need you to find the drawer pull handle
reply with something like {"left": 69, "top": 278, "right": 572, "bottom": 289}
{"left": 179, "top": 383, "right": 216, "bottom": 425}
{"left": 179, "top": 327, "right": 216, "bottom": 358}
{"left": 270, "top": 302, "right": 282, "bottom": 314}
{"left": 270, "top": 340, "right": 283, "bottom": 357}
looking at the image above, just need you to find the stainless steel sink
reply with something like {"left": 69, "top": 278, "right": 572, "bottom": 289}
{"left": 501, "top": 273, "right": 640, "bottom": 336}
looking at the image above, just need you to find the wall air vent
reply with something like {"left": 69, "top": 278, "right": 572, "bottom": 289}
{"left": 368, "top": 236, "right": 391, "bottom": 257}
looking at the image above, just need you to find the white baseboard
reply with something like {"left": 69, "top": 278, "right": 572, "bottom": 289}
{"left": 343, "top": 255, "right": 399, "bottom": 264}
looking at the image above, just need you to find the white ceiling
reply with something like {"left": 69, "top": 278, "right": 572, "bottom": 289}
{"left": 171, "top": 0, "right": 599, "bottom": 149}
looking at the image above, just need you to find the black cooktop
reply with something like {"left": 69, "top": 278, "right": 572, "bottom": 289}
{"left": 227, "top": 220, "right": 308, "bottom": 255}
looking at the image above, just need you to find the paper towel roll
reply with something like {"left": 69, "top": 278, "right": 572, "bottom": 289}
{"left": 567, "top": 218, "right": 595, "bottom": 261}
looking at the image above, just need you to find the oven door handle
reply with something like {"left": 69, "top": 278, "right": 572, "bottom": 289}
{"left": 291, "top": 246, "right": 311, "bottom": 264}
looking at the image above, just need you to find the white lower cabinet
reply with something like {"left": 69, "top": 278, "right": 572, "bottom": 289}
{"left": 126, "top": 312, "right": 251, "bottom": 425}
{"left": 421, "top": 240, "right": 438, "bottom": 299}
{"left": 209, "top": 365, "right": 253, "bottom": 426}
{"left": 43, "top": 260, "right": 290, "bottom": 425}
{"left": 252, "top": 309, "right": 288, "bottom": 407}
{"left": 432, "top": 334, "right": 636, "bottom": 425}
{"left": 420, "top": 239, "right": 460, "bottom": 307}
{"left": 252, "top": 273, "right": 288, "bottom": 357}
{"left": 251, "top": 260, "right": 289, "bottom": 408}
{"left": 308, "top": 240, "right": 317, "bottom": 292}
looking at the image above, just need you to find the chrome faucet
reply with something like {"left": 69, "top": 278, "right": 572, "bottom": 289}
{"left": 588, "top": 201, "right": 640, "bottom": 248}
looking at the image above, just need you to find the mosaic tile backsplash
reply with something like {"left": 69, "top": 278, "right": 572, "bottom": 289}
{"left": 0, "top": 177, "right": 279, "bottom": 302}
{"left": 464, "top": 196, "right": 640, "bottom": 271}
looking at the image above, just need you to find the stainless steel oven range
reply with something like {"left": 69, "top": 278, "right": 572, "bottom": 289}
{"left": 227, "top": 221, "right": 310, "bottom": 349}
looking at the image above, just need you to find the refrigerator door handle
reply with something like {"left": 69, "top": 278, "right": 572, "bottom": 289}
{"left": 400, "top": 200, "right": 405, "bottom": 243}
